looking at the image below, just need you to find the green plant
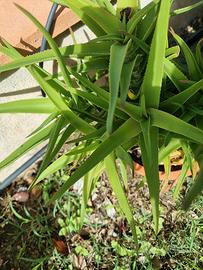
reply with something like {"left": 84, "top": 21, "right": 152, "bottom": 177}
{"left": 0, "top": 0, "right": 203, "bottom": 242}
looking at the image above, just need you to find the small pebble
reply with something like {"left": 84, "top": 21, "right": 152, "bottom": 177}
{"left": 12, "top": 191, "right": 29, "bottom": 203}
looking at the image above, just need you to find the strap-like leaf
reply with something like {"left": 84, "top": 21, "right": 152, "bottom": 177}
{"left": 107, "top": 42, "right": 129, "bottom": 133}
{"left": 141, "top": 0, "right": 171, "bottom": 110}
{"left": 150, "top": 108, "right": 203, "bottom": 145}
{"left": 120, "top": 59, "right": 136, "bottom": 105}
{"left": 49, "top": 118, "right": 141, "bottom": 202}
{"left": 15, "top": 5, "right": 73, "bottom": 90}
{"left": 161, "top": 78, "right": 203, "bottom": 113}
{"left": 30, "top": 66, "right": 95, "bottom": 134}
{"left": 172, "top": 1, "right": 203, "bottom": 16}
{"left": 105, "top": 153, "right": 138, "bottom": 244}
{"left": 183, "top": 162, "right": 203, "bottom": 210}
{"left": 53, "top": 0, "right": 122, "bottom": 35}
{"left": 138, "top": 0, "right": 171, "bottom": 234}
{"left": 28, "top": 112, "right": 59, "bottom": 137}
{"left": 0, "top": 41, "right": 112, "bottom": 73}
{"left": 0, "top": 122, "right": 57, "bottom": 169}
{"left": 196, "top": 39, "right": 203, "bottom": 71}
{"left": 173, "top": 159, "right": 190, "bottom": 199}
{"left": 127, "top": 0, "right": 160, "bottom": 39}
{"left": 171, "top": 30, "right": 202, "bottom": 81}
{"left": 36, "top": 116, "right": 68, "bottom": 176}
{"left": 0, "top": 99, "right": 56, "bottom": 114}
{"left": 140, "top": 128, "right": 160, "bottom": 234}
{"left": 35, "top": 142, "right": 99, "bottom": 186}
{"left": 164, "top": 58, "right": 188, "bottom": 91}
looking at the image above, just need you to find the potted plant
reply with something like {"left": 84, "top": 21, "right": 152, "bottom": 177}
{"left": 0, "top": 0, "right": 203, "bottom": 243}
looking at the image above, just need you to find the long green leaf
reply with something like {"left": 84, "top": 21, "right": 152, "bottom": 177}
{"left": 120, "top": 59, "right": 136, "bottom": 105}
{"left": 196, "top": 39, "right": 203, "bottom": 71}
{"left": 0, "top": 99, "right": 56, "bottom": 114}
{"left": 35, "top": 142, "right": 99, "bottom": 185}
{"left": 183, "top": 163, "right": 203, "bottom": 210}
{"left": 0, "top": 41, "right": 112, "bottom": 73}
{"left": 105, "top": 153, "right": 138, "bottom": 243}
{"left": 0, "top": 122, "right": 57, "bottom": 169}
{"left": 141, "top": 0, "right": 171, "bottom": 109}
{"left": 54, "top": 0, "right": 105, "bottom": 36}
{"left": 139, "top": 0, "right": 171, "bottom": 234}
{"left": 173, "top": 158, "right": 189, "bottom": 199}
{"left": 140, "top": 127, "right": 160, "bottom": 234}
{"left": 15, "top": 4, "right": 76, "bottom": 101}
{"left": 30, "top": 65, "right": 95, "bottom": 134}
{"left": 49, "top": 118, "right": 141, "bottom": 202}
{"left": 137, "top": 3, "right": 158, "bottom": 41}
{"left": 53, "top": 0, "right": 122, "bottom": 35}
{"left": 127, "top": 0, "right": 160, "bottom": 39}
{"left": 161, "top": 78, "right": 203, "bottom": 113}
{"left": 172, "top": 1, "right": 203, "bottom": 16}
{"left": 28, "top": 112, "right": 59, "bottom": 137}
{"left": 107, "top": 42, "right": 129, "bottom": 133}
{"left": 37, "top": 116, "right": 67, "bottom": 176}
{"left": 171, "top": 30, "right": 202, "bottom": 81}
{"left": 50, "top": 125, "right": 76, "bottom": 161}
{"left": 150, "top": 108, "right": 203, "bottom": 145}
{"left": 163, "top": 58, "right": 188, "bottom": 91}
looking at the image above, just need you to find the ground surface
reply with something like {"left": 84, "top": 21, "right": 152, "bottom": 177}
{"left": 0, "top": 160, "right": 203, "bottom": 270}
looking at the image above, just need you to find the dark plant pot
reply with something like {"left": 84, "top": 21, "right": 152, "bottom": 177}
{"left": 170, "top": 0, "right": 203, "bottom": 35}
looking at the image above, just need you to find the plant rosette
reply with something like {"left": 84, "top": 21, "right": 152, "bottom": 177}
{"left": 1, "top": 0, "right": 203, "bottom": 240}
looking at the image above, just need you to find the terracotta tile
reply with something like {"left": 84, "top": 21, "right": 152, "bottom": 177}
{"left": 0, "top": 0, "right": 79, "bottom": 64}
